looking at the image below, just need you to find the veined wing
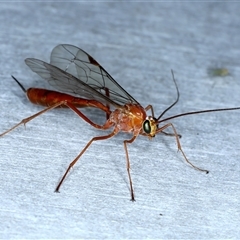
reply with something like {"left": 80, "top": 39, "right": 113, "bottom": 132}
{"left": 25, "top": 58, "right": 123, "bottom": 108}
{"left": 49, "top": 44, "right": 139, "bottom": 105}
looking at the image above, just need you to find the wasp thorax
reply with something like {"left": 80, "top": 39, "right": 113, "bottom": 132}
{"left": 142, "top": 116, "right": 158, "bottom": 137}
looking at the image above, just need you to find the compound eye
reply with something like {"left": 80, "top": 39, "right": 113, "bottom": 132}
{"left": 143, "top": 120, "right": 151, "bottom": 134}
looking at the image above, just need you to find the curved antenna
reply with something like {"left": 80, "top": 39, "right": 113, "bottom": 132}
{"left": 158, "top": 107, "right": 240, "bottom": 124}
{"left": 157, "top": 70, "right": 180, "bottom": 120}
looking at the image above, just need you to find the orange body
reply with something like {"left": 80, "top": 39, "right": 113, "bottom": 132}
{"left": 109, "top": 104, "right": 147, "bottom": 134}
{"left": 4, "top": 45, "right": 228, "bottom": 201}
{"left": 26, "top": 88, "right": 111, "bottom": 114}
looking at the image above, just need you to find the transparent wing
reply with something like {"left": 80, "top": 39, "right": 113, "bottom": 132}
{"left": 26, "top": 44, "right": 139, "bottom": 106}
{"left": 25, "top": 58, "right": 122, "bottom": 107}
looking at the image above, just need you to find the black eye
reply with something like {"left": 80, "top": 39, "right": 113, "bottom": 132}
{"left": 143, "top": 120, "right": 151, "bottom": 134}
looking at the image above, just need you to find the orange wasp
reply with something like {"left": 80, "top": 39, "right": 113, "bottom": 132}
{"left": 1, "top": 44, "right": 240, "bottom": 201}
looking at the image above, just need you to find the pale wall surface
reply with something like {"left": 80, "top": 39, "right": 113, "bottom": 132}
{"left": 0, "top": 2, "right": 240, "bottom": 239}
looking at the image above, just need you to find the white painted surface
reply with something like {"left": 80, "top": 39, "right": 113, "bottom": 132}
{"left": 0, "top": 2, "right": 240, "bottom": 238}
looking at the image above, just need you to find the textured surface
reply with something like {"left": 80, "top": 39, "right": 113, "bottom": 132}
{"left": 0, "top": 2, "right": 240, "bottom": 239}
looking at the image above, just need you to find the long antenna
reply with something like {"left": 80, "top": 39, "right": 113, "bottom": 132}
{"left": 158, "top": 107, "right": 240, "bottom": 124}
{"left": 157, "top": 71, "right": 240, "bottom": 123}
{"left": 157, "top": 70, "right": 180, "bottom": 121}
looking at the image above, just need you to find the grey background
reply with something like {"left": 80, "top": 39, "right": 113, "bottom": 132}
{"left": 0, "top": 2, "right": 240, "bottom": 239}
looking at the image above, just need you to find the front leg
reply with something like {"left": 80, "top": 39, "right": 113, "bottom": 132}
{"left": 123, "top": 135, "right": 138, "bottom": 201}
